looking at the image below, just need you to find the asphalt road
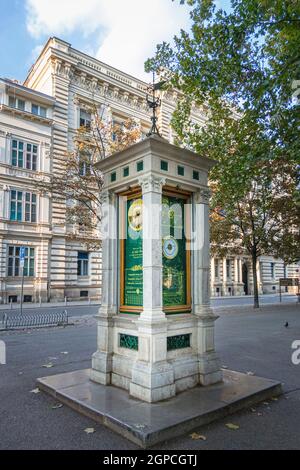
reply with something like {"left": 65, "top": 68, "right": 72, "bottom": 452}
{"left": 0, "top": 303, "right": 299, "bottom": 450}
{"left": 1, "top": 294, "right": 298, "bottom": 318}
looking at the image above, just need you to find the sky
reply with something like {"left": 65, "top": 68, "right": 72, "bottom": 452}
{"left": 0, "top": 0, "right": 230, "bottom": 84}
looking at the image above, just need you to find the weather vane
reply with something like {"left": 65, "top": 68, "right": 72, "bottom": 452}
{"left": 146, "top": 71, "right": 166, "bottom": 137}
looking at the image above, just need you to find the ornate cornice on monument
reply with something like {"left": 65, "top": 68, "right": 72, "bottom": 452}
{"left": 139, "top": 175, "right": 166, "bottom": 194}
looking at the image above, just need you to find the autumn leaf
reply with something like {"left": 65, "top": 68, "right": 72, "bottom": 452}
{"left": 42, "top": 363, "right": 53, "bottom": 368}
{"left": 84, "top": 428, "right": 95, "bottom": 434}
{"left": 52, "top": 403, "right": 63, "bottom": 409}
{"left": 190, "top": 433, "right": 207, "bottom": 441}
{"left": 225, "top": 423, "right": 240, "bottom": 430}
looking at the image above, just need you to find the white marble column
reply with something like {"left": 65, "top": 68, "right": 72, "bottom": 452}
{"left": 193, "top": 189, "right": 222, "bottom": 386}
{"left": 91, "top": 190, "right": 118, "bottom": 385}
{"left": 130, "top": 175, "right": 176, "bottom": 403}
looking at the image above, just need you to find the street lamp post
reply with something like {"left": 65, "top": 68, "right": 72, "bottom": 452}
{"left": 20, "top": 247, "right": 25, "bottom": 315}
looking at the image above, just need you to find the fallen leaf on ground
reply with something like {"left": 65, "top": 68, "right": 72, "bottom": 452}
{"left": 84, "top": 428, "right": 95, "bottom": 434}
{"left": 42, "top": 363, "right": 53, "bottom": 368}
{"left": 30, "top": 388, "right": 40, "bottom": 394}
{"left": 225, "top": 423, "right": 240, "bottom": 430}
{"left": 190, "top": 433, "right": 207, "bottom": 441}
{"left": 52, "top": 403, "right": 63, "bottom": 409}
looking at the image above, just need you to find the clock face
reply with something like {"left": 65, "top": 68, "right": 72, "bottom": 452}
{"left": 163, "top": 236, "right": 179, "bottom": 260}
{"left": 128, "top": 199, "right": 143, "bottom": 231}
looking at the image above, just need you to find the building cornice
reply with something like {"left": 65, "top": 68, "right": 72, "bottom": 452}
{"left": 0, "top": 104, "right": 53, "bottom": 125}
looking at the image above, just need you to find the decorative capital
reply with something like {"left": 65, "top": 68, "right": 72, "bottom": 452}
{"left": 100, "top": 189, "right": 114, "bottom": 205}
{"left": 51, "top": 58, "right": 62, "bottom": 76}
{"left": 194, "top": 188, "right": 211, "bottom": 205}
{"left": 139, "top": 175, "right": 166, "bottom": 194}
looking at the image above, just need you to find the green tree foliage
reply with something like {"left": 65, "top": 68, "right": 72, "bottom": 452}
{"left": 146, "top": 0, "right": 300, "bottom": 307}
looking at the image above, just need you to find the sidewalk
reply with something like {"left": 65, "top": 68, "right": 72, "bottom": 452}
{"left": 0, "top": 293, "right": 297, "bottom": 311}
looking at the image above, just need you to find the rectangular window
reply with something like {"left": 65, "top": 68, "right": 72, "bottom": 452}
{"left": 193, "top": 170, "right": 199, "bottom": 180}
{"left": 79, "top": 109, "right": 92, "bottom": 129}
{"left": 12, "top": 139, "right": 38, "bottom": 171}
{"left": 271, "top": 262, "right": 275, "bottom": 279}
{"left": 77, "top": 252, "right": 89, "bottom": 276}
{"left": 160, "top": 160, "right": 168, "bottom": 171}
{"left": 31, "top": 103, "right": 47, "bottom": 117}
{"left": 12, "top": 139, "right": 38, "bottom": 170}
{"left": 111, "top": 172, "right": 116, "bottom": 182}
{"left": 214, "top": 259, "right": 219, "bottom": 278}
{"left": 10, "top": 191, "right": 37, "bottom": 223}
{"left": 137, "top": 161, "right": 143, "bottom": 172}
{"left": 8, "top": 246, "right": 35, "bottom": 277}
{"left": 79, "top": 153, "right": 91, "bottom": 176}
{"left": 177, "top": 165, "right": 185, "bottom": 176}
{"left": 123, "top": 166, "right": 129, "bottom": 177}
{"left": 31, "top": 103, "right": 39, "bottom": 115}
{"left": 226, "top": 259, "right": 231, "bottom": 279}
{"left": 39, "top": 106, "right": 47, "bottom": 117}
{"left": 9, "top": 96, "right": 25, "bottom": 111}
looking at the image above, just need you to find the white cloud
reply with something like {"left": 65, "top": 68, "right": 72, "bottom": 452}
{"left": 25, "top": 0, "right": 191, "bottom": 81}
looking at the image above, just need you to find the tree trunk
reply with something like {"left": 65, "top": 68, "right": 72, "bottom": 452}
{"left": 251, "top": 249, "right": 260, "bottom": 308}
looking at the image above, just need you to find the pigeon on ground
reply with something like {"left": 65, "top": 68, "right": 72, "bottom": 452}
{"left": 284, "top": 322, "right": 289, "bottom": 328}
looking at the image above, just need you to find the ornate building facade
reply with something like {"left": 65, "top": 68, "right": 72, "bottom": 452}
{"left": 0, "top": 37, "right": 298, "bottom": 303}
{"left": 0, "top": 78, "right": 54, "bottom": 303}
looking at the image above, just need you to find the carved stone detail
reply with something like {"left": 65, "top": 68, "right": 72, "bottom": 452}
{"left": 139, "top": 176, "right": 165, "bottom": 194}
{"left": 194, "top": 188, "right": 211, "bottom": 205}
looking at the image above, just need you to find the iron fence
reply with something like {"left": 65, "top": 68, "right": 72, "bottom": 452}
{"left": 1, "top": 310, "right": 68, "bottom": 330}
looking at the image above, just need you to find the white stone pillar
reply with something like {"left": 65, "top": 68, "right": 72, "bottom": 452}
{"left": 256, "top": 260, "right": 261, "bottom": 294}
{"left": 193, "top": 189, "right": 222, "bottom": 386}
{"left": 91, "top": 190, "right": 117, "bottom": 385}
{"left": 211, "top": 257, "right": 215, "bottom": 294}
{"left": 130, "top": 175, "right": 176, "bottom": 403}
{"left": 239, "top": 259, "right": 242, "bottom": 285}
{"left": 233, "top": 257, "right": 239, "bottom": 295}
{"left": 234, "top": 258, "right": 238, "bottom": 282}
{"left": 222, "top": 257, "right": 227, "bottom": 295}
{"left": 4, "top": 132, "right": 12, "bottom": 165}
{"left": 193, "top": 189, "right": 212, "bottom": 312}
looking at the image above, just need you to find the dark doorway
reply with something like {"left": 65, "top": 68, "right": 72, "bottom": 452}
{"left": 242, "top": 263, "right": 248, "bottom": 295}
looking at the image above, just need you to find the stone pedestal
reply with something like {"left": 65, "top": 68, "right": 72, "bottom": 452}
{"left": 90, "top": 135, "right": 222, "bottom": 402}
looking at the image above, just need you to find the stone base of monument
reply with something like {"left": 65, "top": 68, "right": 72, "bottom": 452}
{"left": 37, "top": 368, "right": 281, "bottom": 448}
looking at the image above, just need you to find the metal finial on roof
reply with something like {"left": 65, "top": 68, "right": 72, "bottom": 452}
{"left": 146, "top": 72, "right": 166, "bottom": 137}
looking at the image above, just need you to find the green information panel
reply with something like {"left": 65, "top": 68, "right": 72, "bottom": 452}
{"left": 122, "top": 193, "right": 188, "bottom": 312}
{"left": 124, "top": 197, "right": 143, "bottom": 307}
{"left": 162, "top": 195, "right": 187, "bottom": 307}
